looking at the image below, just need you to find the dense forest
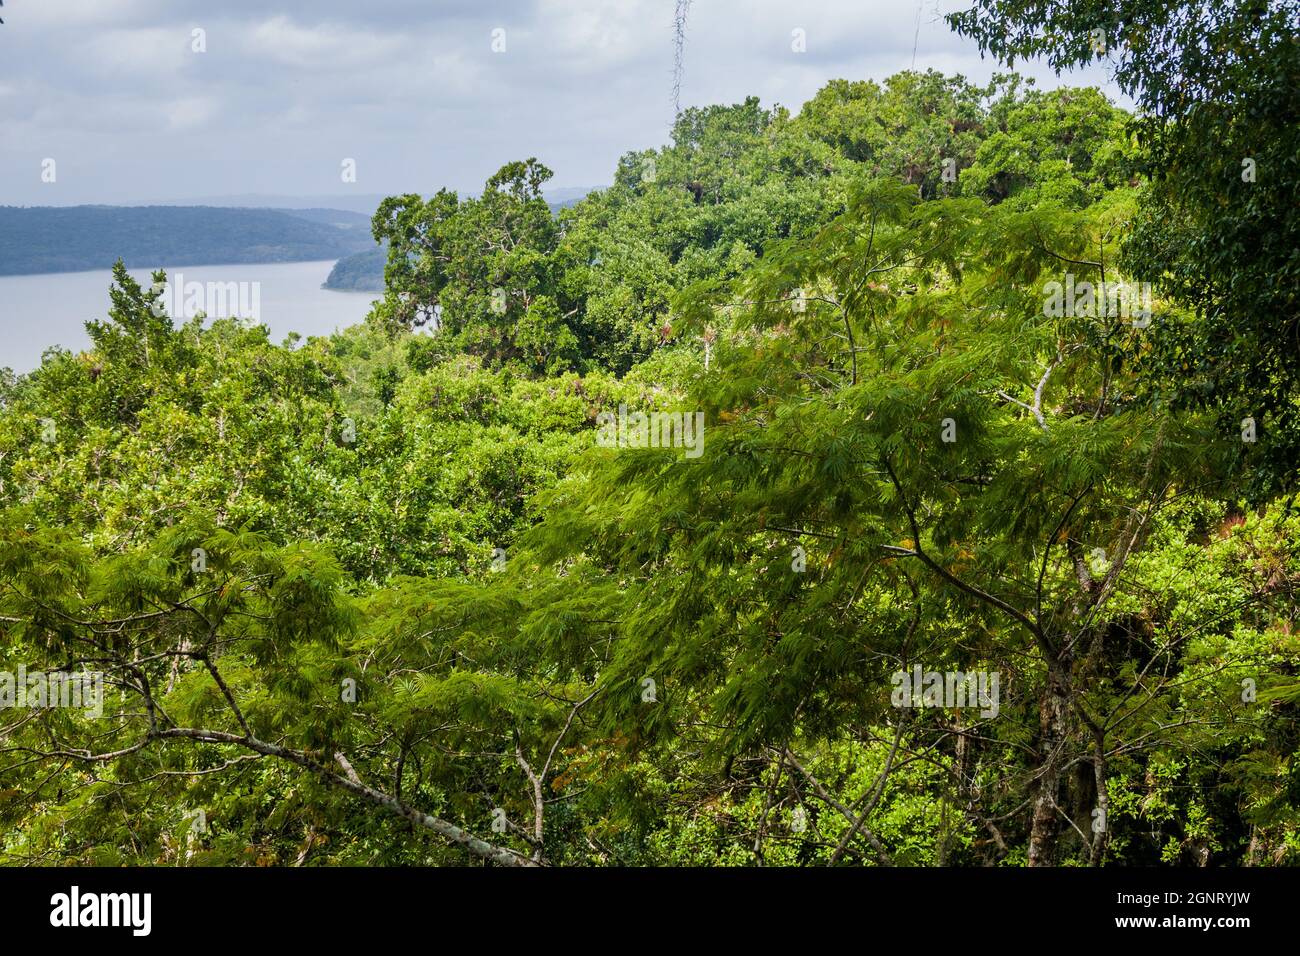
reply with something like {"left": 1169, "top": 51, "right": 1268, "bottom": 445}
{"left": 1, "top": 0, "right": 1297, "bottom": 868}
{"left": 323, "top": 195, "right": 586, "bottom": 291}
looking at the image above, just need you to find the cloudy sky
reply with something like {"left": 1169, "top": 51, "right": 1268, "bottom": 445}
{"left": 0, "top": 0, "right": 1123, "bottom": 207}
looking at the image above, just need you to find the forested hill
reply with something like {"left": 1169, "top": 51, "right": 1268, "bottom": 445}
{"left": 0, "top": 204, "right": 374, "bottom": 276}
{"left": 322, "top": 244, "right": 388, "bottom": 291}
{"left": 2, "top": 24, "right": 1298, "bottom": 871}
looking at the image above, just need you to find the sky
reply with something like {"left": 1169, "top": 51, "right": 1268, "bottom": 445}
{"left": 0, "top": 0, "right": 1124, "bottom": 207}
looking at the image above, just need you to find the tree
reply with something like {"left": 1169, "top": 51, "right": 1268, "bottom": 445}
{"left": 5, "top": 66, "right": 1296, "bottom": 868}
{"left": 369, "top": 159, "right": 579, "bottom": 374}
{"left": 948, "top": 0, "right": 1300, "bottom": 494}
{"left": 477, "top": 178, "right": 1289, "bottom": 865}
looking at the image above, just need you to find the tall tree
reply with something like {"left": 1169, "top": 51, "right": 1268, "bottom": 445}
{"left": 948, "top": 0, "right": 1300, "bottom": 494}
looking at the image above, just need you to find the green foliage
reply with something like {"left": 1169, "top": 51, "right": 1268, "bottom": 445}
{"left": 2, "top": 52, "right": 1296, "bottom": 868}
{"left": 949, "top": 0, "right": 1300, "bottom": 495}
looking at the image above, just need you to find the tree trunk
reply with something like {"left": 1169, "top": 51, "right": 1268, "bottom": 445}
{"left": 1028, "top": 657, "right": 1071, "bottom": 866}
{"left": 1088, "top": 736, "right": 1110, "bottom": 866}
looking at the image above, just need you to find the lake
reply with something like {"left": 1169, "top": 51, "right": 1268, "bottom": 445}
{"left": 0, "top": 260, "right": 379, "bottom": 374}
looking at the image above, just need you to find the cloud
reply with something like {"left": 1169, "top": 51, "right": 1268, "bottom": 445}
{"left": 17, "top": 0, "right": 157, "bottom": 28}
{"left": 83, "top": 27, "right": 193, "bottom": 75}
{"left": 246, "top": 15, "right": 406, "bottom": 70}
{"left": 0, "top": 0, "right": 1127, "bottom": 207}
{"left": 164, "top": 95, "right": 218, "bottom": 130}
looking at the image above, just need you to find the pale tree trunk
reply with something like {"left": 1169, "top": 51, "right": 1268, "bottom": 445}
{"left": 1088, "top": 734, "right": 1110, "bottom": 866}
{"left": 1028, "top": 656, "right": 1071, "bottom": 867}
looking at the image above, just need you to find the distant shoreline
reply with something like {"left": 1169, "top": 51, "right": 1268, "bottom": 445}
{"left": 0, "top": 257, "right": 363, "bottom": 281}
{"left": 0, "top": 205, "right": 376, "bottom": 279}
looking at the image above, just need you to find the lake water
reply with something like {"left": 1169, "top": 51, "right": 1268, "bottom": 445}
{"left": 0, "top": 260, "right": 379, "bottom": 374}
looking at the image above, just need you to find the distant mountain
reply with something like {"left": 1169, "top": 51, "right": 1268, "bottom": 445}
{"left": 138, "top": 194, "right": 390, "bottom": 215}
{"left": 0, "top": 205, "right": 376, "bottom": 277}
{"left": 543, "top": 186, "right": 596, "bottom": 208}
{"left": 140, "top": 189, "right": 597, "bottom": 214}
{"left": 273, "top": 207, "right": 374, "bottom": 230}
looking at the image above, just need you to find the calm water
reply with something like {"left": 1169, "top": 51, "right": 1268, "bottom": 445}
{"left": 0, "top": 260, "right": 378, "bottom": 374}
